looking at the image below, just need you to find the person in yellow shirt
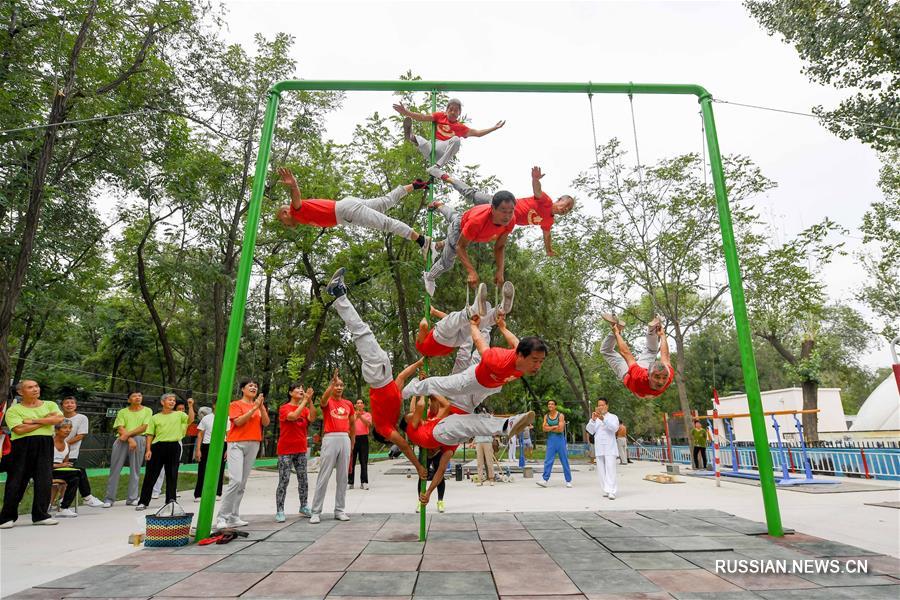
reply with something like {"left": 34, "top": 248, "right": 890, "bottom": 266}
{"left": 103, "top": 391, "right": 153, "bottom": 507}
{"left": 0, "top": 380, "right": 64, "bottom": 528}
{"left": 136, "top": 393, "right": 194, "bottom": 509}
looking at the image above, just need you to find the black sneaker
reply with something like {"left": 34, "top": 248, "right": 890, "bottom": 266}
{"left": 326, "top": 268, "right": 347, "bottom": 297}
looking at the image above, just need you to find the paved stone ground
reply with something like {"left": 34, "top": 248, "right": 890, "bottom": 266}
{"left": 8, "top": 510, "right": 900, "bottom": 599}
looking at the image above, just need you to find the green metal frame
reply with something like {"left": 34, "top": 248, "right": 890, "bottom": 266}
{"left": 194, "top": 80, "right": 784, "bottom": 541}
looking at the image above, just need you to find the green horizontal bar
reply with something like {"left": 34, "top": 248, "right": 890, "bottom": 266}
{"left": 270, "top": 80, "right": 710, "bottom": 99}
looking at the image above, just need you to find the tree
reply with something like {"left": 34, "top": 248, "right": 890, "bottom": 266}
{"left": 857, "top": 150, "right": 900, "bottom": 340}
{"left": 745, "top": 0, "right": 899, "bottom": 151}
{"left": 574, "top": 139, "right": 771, "bottom": 443}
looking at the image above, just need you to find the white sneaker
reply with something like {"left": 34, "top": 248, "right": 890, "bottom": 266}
{"left": 335, "top": 512, "right": 351, "bottom": 521}
{"left": 57, "top": 508, "right": 78, "bottom": 518}
{"left": 348, "top": 484, "right": 354, "bottom": 489}
{"left": 608, "top": 493, "right": 616, "bottom": 500}
{"left": 423, "top": 272, "right": 436, "bottom": 297}
{"left": 500, "top": 281, "right": 515, "bottom": 314}
{"left": 101, "top": 501, "right": 112, "bottom": 508}
{"left": 309, "top": 514, "right": 321, "bottom": 524}
{"left": 565, "top": 482, "right": 573, "bottom": 488}
{"left": 214, "top": 519, "right": 228, "bottom": 531}
{"left": 151, "top": 492, "right": 160, "bottom": 499}
{"left": 84, "top": 496, "right": 105, "bottom": 508}
{"left": 34, "top": 518, "right": 59, "bottom": 526}
{"left": 536, "top": 479, "right": 548, "bottom": 488}
{"left": 135, "top": 504, "right": 147, "bottom": 511}
{"left": 505, "top": 411, "right": 536, "bottom": 440}
{"left": 471, "top": 282, "right": 488, "bottom": 317}
{"left": 603, "top": 492, "right": 609, "bottom": 498}
{"left": 227, "top": 518, "right": 249, "bottom": 527}
{"left": 0, "top": 521, "right": 14, "bottom": 529}
{"left": 362, "top": 483, "right": 369, "bottom": 490}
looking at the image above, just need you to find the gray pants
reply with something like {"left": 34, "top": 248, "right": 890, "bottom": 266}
{"left": 402, "top": 365, "right": 497, "bottom": 414}
{"left": 600, "top": 326, "right": 660, "bottom": 380}
{"left": 617, "top": 437, "right": 628, "bottom": 465}
{"left": 335, "top": 296, "right": 393, "bottom": 389}
{"left": 414, "top": 135, "right": 461, "bottom": 168}
{"left": 425, "top": 204, "right": 462, "bottom": 287}
{"left": 334, "top": 186, "right": 413, "bottom": 240}
{"left": 310, "top": 433, "right": 351, "bottom": 516}
{"left": 217, "top": 440, "right": 259, "bottom": 523}
{"left": 433, "top": 413, "right": 519, "bottom": 446}
{"left": 105, "top": 436, "right": 146, "bottom": 504}
{"left": 449, "top": 178, "right": 492, "bottom": 205}
{"left": 433, "top": 303, "right": 499, "bottom": 349}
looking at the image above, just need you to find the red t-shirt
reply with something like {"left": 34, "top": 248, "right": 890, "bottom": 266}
{"left": 370, "top": 382, "right": 401, "bottom": 438}
{"left": 227, "top": 400, "right": 263, "bottom": 443}
{"left": 406, "top": 418, "right": 458, "bottom": 453}
{"left": 474, "top": 347, "right": 523, "bottom": 388}
{"left": 354, "top": 411, "right": 371, "bottom": 436}
{"left": 415, "top": 329, "right": 454, "bottom": 357}
{"left": 515, "top": 193, "right": 555, "bottom": 231}
{"left": 460, "top": 204, "right": 515, "bottom": 243}
{"left": 322, "top": 397, "right": 354, "bottom": 433}
{"left": 289, "top": 199, "right": 338, "bottom": 227}
{"left": 277, "top": 403, "right": 311, "bottom": 455}
{"left": 623, "top": 363, "right": 674, "bottom": 398}
{"left": 432, "top": 111, "right": 470, "bottom": 141}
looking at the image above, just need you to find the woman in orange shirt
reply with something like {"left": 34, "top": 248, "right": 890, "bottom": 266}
{"left": 215, "top": 379, "right": 269, "bottom": 529}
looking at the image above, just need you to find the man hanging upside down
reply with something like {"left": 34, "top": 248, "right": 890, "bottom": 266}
{"left": 276, "top": 167, "right": 431, "bottom": 258}
{"left": 600, "top": 314, "right": 674, "bottom": 398}
{"left": 429, "top": 165, "right": 575, "bottom": 256}
{"left": 423, "top": 193, "right": 515, "bottom": 297}
{"left": 403, "top": 393, "right": 534, "bottom": 507}
{"left": 415, "top": 281, "right": 515, "bottom": 358}
{"left": 393, "top": 98, "right": 505, "bottom": 168}
{"left": 403, "top": 312, "right": 548, "bottom": 414}
{"left": 325, "top": 267, "right": 428, "bottom": 480}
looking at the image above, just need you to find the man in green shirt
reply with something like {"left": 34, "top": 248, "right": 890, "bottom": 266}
{"left": 103, "top": 391, "right": 153, "bottom": 507}
{"left": 0, "top": 379, "right": 64, "bottom": 528}
{"left": 691, "top": 420, "right": 711, "bottom": 470}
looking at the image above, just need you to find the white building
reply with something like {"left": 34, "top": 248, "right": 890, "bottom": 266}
{"left": 847, "top": 373, "right": 900, "bottom": 439}
{"left": 707, "top": 388, "right": 847, "bottom": 443}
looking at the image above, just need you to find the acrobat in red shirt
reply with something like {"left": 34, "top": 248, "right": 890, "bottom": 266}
{"left": 432, "top": 111, "right": 470, "bottom": 141}
{"left": 623, "top": 363, "right": 674, "bottom": 399}
{"left": 474, "top": 347, "right": 523, "bottom": 389}
{"left": 288, "top": 199, "right": 338, "bottom": 227}
{"left": 515, "top": 192, "right": 555, "bottom": 232}
{"left": 460, "top": 204, "right": 515, "bottom": 243}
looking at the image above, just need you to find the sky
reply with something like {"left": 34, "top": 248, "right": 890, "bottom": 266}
{"left": 215, "top": 0, "right": 891, "bottom": 367}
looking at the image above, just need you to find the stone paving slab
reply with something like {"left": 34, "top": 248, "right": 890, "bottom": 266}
{"left": 276, "top": 553, "right": 358, "bottom": 572}
{"left": 363, "top": 541, "right": 425, "bottom": 555}
{"left": 614, "top": 551, "right": 700, "bottom": 570}
{"left": 549, "top": 552, "right": 623, "bottom": 572}
{"left": 236, "top": 541, "right": 312, "bottom": 555}
{"left": 477, "top": 529, "right": 534, "bottom": 541}
{"left": 414, "top": 572, "right": 497, "bottom": 597}
{"left": 425, "top": 530, "right": 481, "bottom": 541}
{"left": 566, "top": 569, "right": 662, "bottom": 594}
{"left": 154, "top": 571, "right": 268, "bottom": 597}
{"left": 171, "top": 540, "right": 256, "bottom": 554}
{"left": 241, "top": 571, "right": 343, "bottom": 599}
{"left": 595, "top": 536, "right": 672, "bottom": 553}
{"left": 35, "top": 566, "right": 132, "bottom": 589}
{"left": 65, "top": 571, "right": 192, "bottom": 597}
{"left": 205, "top": 552, "right": 293, "bottom": 572}
{"left": 329, "top": 572, "right": 418, "bottom": 597}
{"left": 418, "top": 554, "right": 490, "bottom": 571}
{"left": 348, "top": 554, "right": 422, "bottom": 571}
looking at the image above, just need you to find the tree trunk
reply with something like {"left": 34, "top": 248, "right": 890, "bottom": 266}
{"left": 109, "top": 349, "right": 126, "bottom": 393}
{"left": 800, "top": 379, "right": 819, "bottom": 442}
{"left": 0, "top": 0, "right": 98, "bottom": 403}
{"left": 385, "top": 235, "right": 414, "bottom": 364}
{"left": 566, "top": 343, "right": 592, "bottom": 416}
{"left": 672, "top": 330, "right": 695, "bottom": 448}
{"left": 552, "top": 342, "right": 591, "bottom": 440}
{"left": 136, "top": 218, "right": 178, "bottom": 388}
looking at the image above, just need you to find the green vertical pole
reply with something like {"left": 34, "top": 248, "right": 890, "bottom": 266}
{"left": 195, "top": 90, "right": 281, "bottom": 541}
{"left": 699, "top": 94, "right": 783, "bottom": 536}
{"left": 419, "top": 91, "right": 438, "bottom": 543}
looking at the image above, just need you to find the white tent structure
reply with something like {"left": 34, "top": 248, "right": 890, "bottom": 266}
{"left": 850, "top": 374, "right": 900, "bottom": 432}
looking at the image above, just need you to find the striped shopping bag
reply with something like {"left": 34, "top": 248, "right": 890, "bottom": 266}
{"left": 145, "top": 502, "right": 193, "bottom": 547}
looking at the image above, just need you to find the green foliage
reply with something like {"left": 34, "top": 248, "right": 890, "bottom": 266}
{"left": 745, "top": 0, "right": 899, "bottom": 151}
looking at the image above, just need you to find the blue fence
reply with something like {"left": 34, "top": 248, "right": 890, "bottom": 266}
{"left": 628, "top": 444, "right": 900, "bottom": 481}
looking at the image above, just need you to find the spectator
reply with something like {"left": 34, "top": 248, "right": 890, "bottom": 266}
{"left": 508, "top": 430, "right": 518, "bottom": 463}
{"left": 616, "top": 421, "right": 629, "bottom": 465}
{"left": 151, "top": 397, "right": 191, "bottom": 499}
{"left": 522, "top": 425, "right": 533, "bottom": 460}
{"left": 275, "top": 385, "right": 316, "bottom": 522}
{"left": 474, "top": 433, "right": 495, "bottom": 485}
{"left": 586, "top": 398, "right": 620, "bottom": 500}
{"left": 216, "top": 379, "right": 269, "bottom": 529}
{"left": 536, "top": 399, "right": 572, "bottom": 488}
{"left": 55, "top": 404, "right": 104, "bottom": 508}
{"left": 136, "top": 394, "right": 193, "bottom": 510}
{"left": 193, "top": 405, "right": 229, "bottom": 502}
{"left": 308, "top": 370, "right": 355, "bottom": 524}
{"left": 51, "top": 420, "right": 103, "bottom": 516}
{"left": 0, "top": 379, "right": 64, "bottom": 528}
{"left": 349, "top": 399, "right": 372, "bottom": 490}
{"left": 691, "top": 420, "right": 711, "bottom": 470}
{"left": 103, "top": 391, "right": 152, "bottom": 507}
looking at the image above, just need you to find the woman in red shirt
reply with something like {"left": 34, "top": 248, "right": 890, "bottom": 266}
{"left": 349, "top": 400, "right": 372, "bottom": 491}
{"left": 215, "top": 378, "right": 269, "bottom": 530}
{"left": 275, "top": 385, "right": 316, "bottom": 522}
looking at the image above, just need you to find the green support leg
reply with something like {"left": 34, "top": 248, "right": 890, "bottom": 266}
{"left": 194, "top": 90, "right": 282, "bottom": 541}
{"left": 700, "top": 95, "right": 783, "bottom": 536}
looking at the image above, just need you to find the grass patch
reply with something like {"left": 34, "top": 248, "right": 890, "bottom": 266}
{"left": 0, "top": 471, "right": 199, "bottom": 516}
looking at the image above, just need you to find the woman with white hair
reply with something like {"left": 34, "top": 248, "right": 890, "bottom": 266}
{"left": 193, "top": 405, "right": 229, "bottom": 501}
{"left": 136, "top": 393, "right": 193, "bottom": 509}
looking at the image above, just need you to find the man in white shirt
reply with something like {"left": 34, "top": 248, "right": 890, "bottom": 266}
{"left": 585, "top": 398, "right": 619, "bottom": 500}
{"left": 61, "top": 397, "right": 104, "bottom": 507}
